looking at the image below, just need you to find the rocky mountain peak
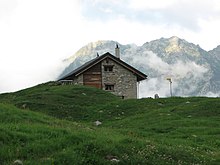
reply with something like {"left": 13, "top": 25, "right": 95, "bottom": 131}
{"left": 169, "top": 36, "right": 180, "bottom": 42}
{"left": 65, "top": 40, "right": 117, "bottom": 63}
{"left": 210, "top": 45, "right": 220, "bottom": 53}
{"left": 166, "top": 36, "right": 181, "bottom": 53}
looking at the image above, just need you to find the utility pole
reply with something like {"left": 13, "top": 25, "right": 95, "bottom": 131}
{"left": 166, "top": 78, "right": 172, "bottom": 97}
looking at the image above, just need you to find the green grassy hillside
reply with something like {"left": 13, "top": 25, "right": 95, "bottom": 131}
{"left": 0, "top": 82, "right": 119, "bottom": 121}
{"left": 0, "top": 82, "right": 219, "bottom": 164}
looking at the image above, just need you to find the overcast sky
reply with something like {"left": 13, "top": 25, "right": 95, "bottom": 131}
{"left": 0, "top": 0, "right": 220, "bottom": 93}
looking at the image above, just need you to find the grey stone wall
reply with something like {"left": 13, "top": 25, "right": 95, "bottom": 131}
{"left": 101, "top": 59, "right": 137, "bottom": 99}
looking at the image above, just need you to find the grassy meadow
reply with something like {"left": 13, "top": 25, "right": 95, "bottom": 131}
{"left": 0, "top": 82, "right": 219, "bottom": 164}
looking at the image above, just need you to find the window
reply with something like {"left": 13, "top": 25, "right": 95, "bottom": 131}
{"left": 105, "top": 84, "right": 114, "bottom": 91}
{"left": 104, "top": 65, "right": 113, "bottom": 72}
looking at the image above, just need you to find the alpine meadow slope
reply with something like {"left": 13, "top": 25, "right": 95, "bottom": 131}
{"left": 0, "top": 82, "right": 220, "bottom": 164}
{"left": 59, "top": 36, "right": 220, "bottom": 97}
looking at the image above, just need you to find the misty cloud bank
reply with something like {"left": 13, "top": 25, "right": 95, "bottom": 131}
{"left": 124, "top": 51, "right": 217, "bottom": 98}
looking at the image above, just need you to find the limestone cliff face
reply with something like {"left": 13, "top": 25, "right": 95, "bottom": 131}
{"left": 59, "top": 37, "right": 220, "bottom": 97}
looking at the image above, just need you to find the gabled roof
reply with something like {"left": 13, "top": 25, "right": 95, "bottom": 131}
{"left": 59, "top": 52, "right": 147, "bottom": 81}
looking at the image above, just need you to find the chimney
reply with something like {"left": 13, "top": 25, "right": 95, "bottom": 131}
{"left": 115, "top": 44, "right": 120, "bottom": 58}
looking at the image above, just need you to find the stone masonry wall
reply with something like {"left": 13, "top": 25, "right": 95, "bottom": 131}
{"left": 101, "top": 58, "right": 137, "bottom": 99}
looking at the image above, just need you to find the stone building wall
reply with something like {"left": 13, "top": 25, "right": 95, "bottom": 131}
{"left": 101, "top": 58, "right": 137, "bottom": 99}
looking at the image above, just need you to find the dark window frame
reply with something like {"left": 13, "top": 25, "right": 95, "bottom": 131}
{"left": 105, "top": 84, "right": 114, "bottom": 91}
{"left": 104, "top": 65, "right": 114, "bottom": 72}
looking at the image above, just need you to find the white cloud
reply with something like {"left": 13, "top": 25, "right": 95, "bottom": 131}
{"left": 0, "top": 0, "right": 82, "bottom": 93}
{"left": 80, "top": 0, "right": 220, "bottom": 49}
{"left": 132, "top": 51, "right": 209, "bottom": 98}
{"left": 129, "top": 0, "right": 176, "bottom": 10}
{"left": 0, "top": 0, "right": 18, "bottom": 21}
{"left": 213, "top": 0, "right": 220, "bottom": 10}
{"left": 139, "top": 78, "right": 171, "bottom": 98}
